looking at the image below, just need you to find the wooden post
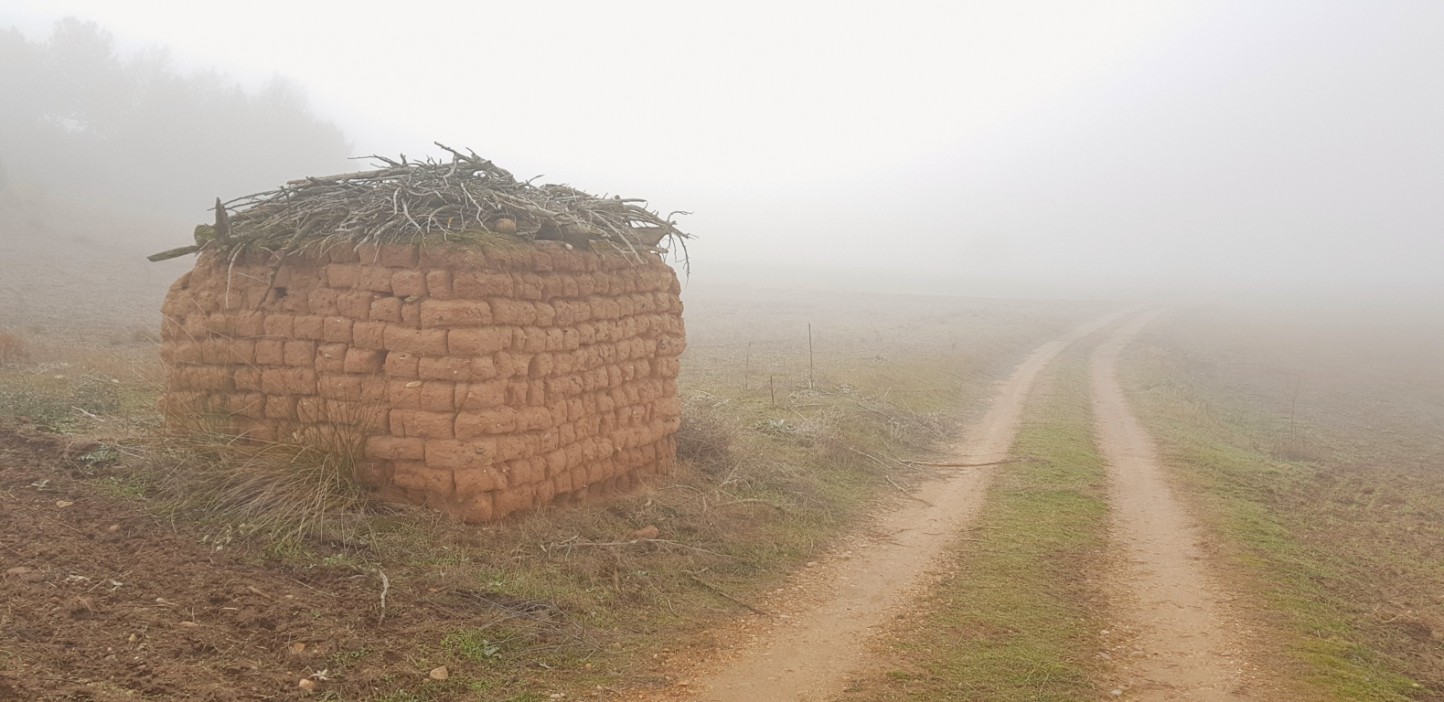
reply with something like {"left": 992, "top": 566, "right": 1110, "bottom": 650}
{"left": 808, "top": 323, "right": 815, "bottom": 390}
{"left": 744, "top": 341, "right": 751, "bottom": 392}
{"left": 769, "top": 374, "right": 776, "bottom": 406}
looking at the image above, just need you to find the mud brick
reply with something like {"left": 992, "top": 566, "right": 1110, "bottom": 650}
{"left": 457, "top": 381, "right": 507, "bottom": 410}
{"left": 288, "top": 315, "right": 322, "bottom": 340}
{"left": 352, "top": 266, "right": 391, "bottom": 293}
{"left": 359, "top": 377, "right": 388, "bottom": 403}
{"left": 503, "top": 380, "right": 530, "bottom": 406}
{"left": 503, "top": 454, "right": 546, "bottom": 484}
{"left": 296, "top": 396, "right": 326, "bottom": 424}
{"left": 487, "top": 485, "right": 531, "bottom": 518}
{"left": 261, "top": 367, "right": 317, "bottom": 395}
{"left": 235, "top": 419, "right": 277, "bottom": 443}
{"left": 515, "top": 327, "right": 546, "bottom": 353}
{"left": 514, "top": 274, "right": 544, "bottom": 300}
{"left": 539, "top": 275, "right": 564, "bottom": 299}
{"left": 318, "top": 374, "right": 364, "bottom": 401}
{"left": 378, "top": 243, "right": 419, "bottom": 268}
{"left": 454, "top": 492, "right": 496, "bottom": 523}
{"left": 454, "top": 463, "right": 505, "bottom": 494}
{"left": 233, "top": 367, "right": 263, "bottom": 392}
{"left": 318, "top": 316, "right": 350, "bottom": 344}
{"left": 448, "top": 327, "right": 508, "bottom": 356}
{"left": 364, "top": 435, "right": 426, "bottom": 461}
{"left": 496, "top": 434, "right": 540, "bottom": 463}
{"left": 533, "top": 475, "right": 557, "bottom": 504}
{"left": 215, "top": 338, "right": 258, "bottom": 365}
{"left": 517, "top": 406, "right": 555, "bottom": 432}
{"left": 324, "top": 263, "right": 360, "bottom": 288}
{"left": 164, "top": 341, "right": 203, "bottom": 364}
{"left": 351, "top": 321, "right": 386, "bottom": 350}
{"left": 316, "top": 343, "right": 348, "bottom": 373}
{"left": 420, "top": 299, "right": 492, "bottom": 328}
{"left": 227, "top": 393, "right": 265, "bottom": 419}
{"left": 387, "top": 379, "right": 423, "bottom": 409}
{"left": 370, "top": 296, "right": 403, "bottom": 323}
{"left": 490, "top": 299, "right": 536, "bottom": 326}
{"left": 389, "top": 409, "right": 454, "bottom": 438}
{"left": 575, "top": 322, "right": 596, "bottom": 346}
{"left": 391, "top": 460, "right": 455, "bottom": 496}
{"left": 455, "top": 408, "right": 517, "bottom": 437}
{"left": 418, "top": 356, "right": 471, "bottom": 382}
{"left": 527, "top": 353, "right": 555, "bottom": 379}
{"left": 424, "top": 269, "right": 454, "bottom": 299}
{"left": 493, "top": 352, "right": 529, "bottom": 379}
{"left": 308, "top": 287, "right": 340, "bottom": 316}
{"left": 383, "top": 326, "right": 449, "bottom": 356}
{"left": 264, "top": 395, "right": 297, "bottom": 420}
{"left": 551, "top": 470, "right": 574, "bottom": 496}
{"left": 384, "top": 350, "right": 420, "bottom": 378}
{"left": 262, "top": 314, "right": 294, "bottom": 338}
{"left": 336, "top": 290, "right": 374, "bottom": 319}
{"left": 254, "top": 339, "right": 284, "bottom": 366}
{"left": 390, "top": 269, "right": 427, "bottom": 297}
{"left": 283, "top": 340, "right": 316, "bottom": 367}
{"left": 425, "top": 439, "right": 500, "bottom": 471}
{"left": 400, "top": 300, "right": 422, "bottom": 328}
{"left": 343, "top": 348, "right": 385, "bottom": 374}
{"left": 419, "top": 381, "right": 456, "bottom": 412}
{"left": 534, "top": 302, "right": 556, "bottom": 327}
{"left": 451, "top": 270, "right": 513, "bottom": 298}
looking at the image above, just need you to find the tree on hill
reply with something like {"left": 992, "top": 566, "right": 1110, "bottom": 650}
{"left": 0, "top": 18, "right": 351, "bottom": 218}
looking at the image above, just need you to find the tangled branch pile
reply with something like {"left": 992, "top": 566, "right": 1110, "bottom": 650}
{"left": 149, "top": 143, "right": 689, "bottom": 264}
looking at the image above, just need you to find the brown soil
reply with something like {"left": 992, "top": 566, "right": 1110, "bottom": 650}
{"left": 639, "top": 312, "right": 1124, "bottom": 702}
{"left": 1091, "top": 311, "right": 1257, "bottom": 700}
{"left": 0, "top": 421, "right": 559, "bottom": 701}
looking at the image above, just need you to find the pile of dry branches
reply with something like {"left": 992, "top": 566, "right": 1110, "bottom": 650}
{"left": 149, "top": 143, "right": 689, "bottom": 265}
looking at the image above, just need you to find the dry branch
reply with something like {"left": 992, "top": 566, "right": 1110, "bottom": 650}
{"left": 148, "top": 143, "right": 690, "bottom": 265}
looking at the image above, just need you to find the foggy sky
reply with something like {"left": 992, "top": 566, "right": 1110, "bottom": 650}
{"left": 4, "top": 1, "right": 1442, "bottom": 298}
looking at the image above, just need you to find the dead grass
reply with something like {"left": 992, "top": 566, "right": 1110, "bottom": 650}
{"left": 1122, "top": 303, "right": 1444, "bottom": 700}
{"left": 0, "top": 292, "right": 1104, "bottom": 700}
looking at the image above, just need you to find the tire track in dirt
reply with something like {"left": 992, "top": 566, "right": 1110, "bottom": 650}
{"left": 1092, "top": 310, "right": 1256, "bottom": 700}
{"left": 648, "top": 312, "right": 1124, "bottom": 702}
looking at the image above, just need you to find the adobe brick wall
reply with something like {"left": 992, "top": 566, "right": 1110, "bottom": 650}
{"left": 158, "top": 242, "right": 685, "bottom": 521}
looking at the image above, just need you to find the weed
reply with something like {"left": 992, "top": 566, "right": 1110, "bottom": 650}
{"left": 443, "top": 629, "right": 503, "bottom": 662}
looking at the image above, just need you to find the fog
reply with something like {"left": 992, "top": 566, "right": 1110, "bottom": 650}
{"left": 2, "top": 1, "right": 1442, "bottom": 302}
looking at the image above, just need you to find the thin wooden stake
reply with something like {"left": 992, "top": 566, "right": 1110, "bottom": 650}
{"left": 807, "top": 323, "right": 815, "bottom": 390}
{"left": 769, "top": 375, "right": 776, "bottom": 406}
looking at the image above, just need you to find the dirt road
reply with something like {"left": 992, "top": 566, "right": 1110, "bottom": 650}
{"left": 1092, "top": 311, "right": 1255, "bottom": 700}
{"left": 655, "top": 312, "right": 1123, "bottom": 702}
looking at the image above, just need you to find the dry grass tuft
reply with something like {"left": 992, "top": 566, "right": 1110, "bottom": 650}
{"left": 0, "top": 330, "right": 29, "bottom": 365}
{"left": 676, "top": 395, "right": 737, "bottom": 475}
{"left": 155, "top": 416, "right": 381, "bottom": 544}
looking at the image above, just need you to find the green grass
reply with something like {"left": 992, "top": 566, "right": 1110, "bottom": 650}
{"left": 1122, "top": 331, "right": 1432, "bottom": 701}
{"left": 846, "top": 348, "right": 1111, "bottom": 701}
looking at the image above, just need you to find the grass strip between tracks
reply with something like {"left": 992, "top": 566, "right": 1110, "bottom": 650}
{"left": 845, "top": 346, "right": 1111, "bottom": 701}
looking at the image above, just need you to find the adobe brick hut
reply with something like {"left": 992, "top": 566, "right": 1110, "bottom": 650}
{"left": 153, "top": 149, "right": 688, "bottom": 522}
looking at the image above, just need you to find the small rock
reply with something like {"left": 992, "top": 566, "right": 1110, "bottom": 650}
{"left": 298, "top": 678, "right": 317, "bottom": 691}
{"left": 106, "top": 524, "right": 121, "bottom": 533}
{"left": 289, "top": 642, "right": 307, "bottom": 655}
{"left": 179, "top": 620, "right": 199, "bottom": 628}
{"left": 631, "top": 525, "right": 660, "bottom": 540}
{"left": 1111, "top": 689, "right": 1123, "bottom": 697}
{"left": 429, "top": 666, "right": 449, "bottom": 681}
{"left": 56, "top": 500, "right": 75, "bottom": 509}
